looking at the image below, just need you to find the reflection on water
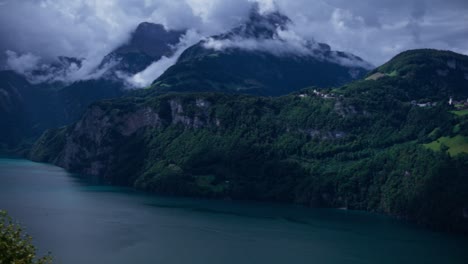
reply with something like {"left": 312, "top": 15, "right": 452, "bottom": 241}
{"left": 1, "top": 159, "right": 467, "bottom": 264}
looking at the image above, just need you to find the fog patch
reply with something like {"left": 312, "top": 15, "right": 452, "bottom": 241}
{"left": 6, "top": 51, "right": 41, "bottom": 77}
{"left": 5, "top": 50, "right": 117, "bottom": 84}
{"left": 328, "top": 51, "right": 374, "bottom": 69}
{"left": 123, "top": 30, "right": 203, "bottom": 88}
{"left": 249, "top": 0, "right": 277, "bottom": 14}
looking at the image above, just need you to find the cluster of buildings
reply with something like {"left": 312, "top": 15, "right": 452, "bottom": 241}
{"left": 298, "top": 89, "right": 336, "bottom": 99}
{"left": 312, "top": 89, "right": 335, "bottom": 99}
{"left": 449, "top": 97, "right": 468, "bottom": 110}
{"left": 410, "top": 97, "right": 468, "bottom": 110}
{"left": 298, "top": 90, "right": 468, "bottom": 111}
{"left": 411, "top": 101, "right": 438, "bottom": 108}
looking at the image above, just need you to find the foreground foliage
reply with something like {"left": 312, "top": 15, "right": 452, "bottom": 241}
{"left": 0, "top": 211, "right": 52, "bottom": 264}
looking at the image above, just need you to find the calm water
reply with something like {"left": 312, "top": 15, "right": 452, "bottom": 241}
{"left": 0, "top": 159, "right": 467, "bottom": 264}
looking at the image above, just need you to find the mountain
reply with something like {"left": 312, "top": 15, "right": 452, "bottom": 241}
{"left": 367, "top": 49, "right": 468, "bottom": 99}
{"left": 100, "top": 22, "right": 185, "bottom": 76}
{"left": 0, "top": 71, "right": 36, "bottom": 149}
{"left": 46, "top": 23, "right": 186, "bottom": 121}
{"left": 0, "top": 22, "right": 184, "bottom": 153}
{"left": 58, "top": 22, "right": 186, "bottom": 120}
{"left": 150, "top": 9, "right": 372, "bottom": 96}
{"left": 216, "top": 8, "right": 291, "bottom": 39}
{"left": 31, "top": 49, "right": 468, "bottom": 234}
{"left": 0, "top": 70, "right": 128, "bottom": 154}
{"left": 0, "top": 71, "right": 61, "bottom": 152}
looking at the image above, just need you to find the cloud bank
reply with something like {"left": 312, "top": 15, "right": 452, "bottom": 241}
{"left": 203, "top": 26, "right": 374, "bottom": 70}
{"left": 0, "top": 0, "right": 467, "bottom": 86}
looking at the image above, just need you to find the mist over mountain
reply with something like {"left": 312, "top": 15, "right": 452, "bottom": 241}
{"left": 1, "top": 0, "right": 467, "bottom": 85}
{"left": 203, "top": 8, "right": 371, "bottom": 68}
{"left": 1, "top": 6, "right": 374, "bottom": 92}
{"left": 151, "top": 7, "right": 371, "bottom": 95}
{"left": 99, "top": 23, "right": 186, "bottom": 77}
{"left": 0, "top": 20, "right": 200, "bottom": 152}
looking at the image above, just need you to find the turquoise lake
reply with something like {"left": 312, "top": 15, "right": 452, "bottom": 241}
{"left": 0, "top": 159, "right": 467, "bottom": 264}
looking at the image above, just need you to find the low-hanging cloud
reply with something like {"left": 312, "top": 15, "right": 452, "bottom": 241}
{"left": 5, "top": 50, "right": 118, "bottom": 84}
{"left": 277, "top": 0, "right": 468, "bottom": 64}
{"left": 203, "top": 29, "right": 311, "bottom": 57}
{"left": 5, "top": 51, "right": 42, "bottom": 77}
{"left": 0, "top": 0, "right": 467, "bottom": 85}
{"left": 121, "top": 30, "right": 204, "bottom": 88}
{"left": 203, "top": 26, "right": 374, "bottom": 70}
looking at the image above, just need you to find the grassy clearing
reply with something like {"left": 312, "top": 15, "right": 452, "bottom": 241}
{"left": 365, "top": 72, "right": 386, "bottom": 81}
{"left": 388, "top": 70, "right": 398, "bottom": 77}
{"left": 451, "top": 109, "right": 468, "bottom": 117}
{"left": 424, "top": 135, "right": 468, "bottom": 156}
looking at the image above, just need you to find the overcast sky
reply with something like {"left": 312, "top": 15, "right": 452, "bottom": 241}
{"left": 0, "top": 0, "right": 467, "bottom": 68}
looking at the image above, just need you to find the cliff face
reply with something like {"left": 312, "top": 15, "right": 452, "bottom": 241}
{"left": 32, "top": 96, "right": 220, "bottom": 181}
{"left": 64, "top": 107, "right": 155, "bottom": 176}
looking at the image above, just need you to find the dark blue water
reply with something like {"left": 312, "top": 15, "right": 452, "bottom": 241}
{"left": 0, "top": 159, "right": 467, "bottom": 264}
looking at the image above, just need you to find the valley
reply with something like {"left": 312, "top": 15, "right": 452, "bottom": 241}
{"left": 29, "top": 49, "right": 468, "bottom": 234}
{"left": 1, "top": 2, "right": 468, "bottom": 263}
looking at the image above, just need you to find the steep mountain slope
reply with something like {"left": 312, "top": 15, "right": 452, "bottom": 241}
{"left": 0, "top": 22, "right": 184, "bottom": 153}
{"left": 151, "top": 9, "right": 372, "bottom": 96}
{"left": 0, "top": 70, "right": 127, "bottom": 153}
{"left": 56, "top": 79, "right": 126, "bottom": 123}
{"left": 31, "top": 49, "right": 468, "bottom": 234}
{"left": 0, "top": 71, "right": 62, "bottom": 150}
{"left": 100, "top": 22, "right": 185, "bottom": 76}
{"left": 0, "top": 71, "right": 35, "bottom": 148}
{"left": 367, "top": 49, "right": 468, "bottom": 99}
{"left": 56, "top": 22, "right": 186, "bottom": 122}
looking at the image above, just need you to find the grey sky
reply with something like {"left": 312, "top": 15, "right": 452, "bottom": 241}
{"left": 0, "top": 0, "right": 467, "bottom": 68}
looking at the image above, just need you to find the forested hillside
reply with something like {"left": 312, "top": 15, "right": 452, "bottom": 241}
{"left": 31, "top": 49, "right": 468, "bottom": 234}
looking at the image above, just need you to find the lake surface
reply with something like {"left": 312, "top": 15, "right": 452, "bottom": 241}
{"left": 0, "top": 159, "right": 467, "bottom": 264}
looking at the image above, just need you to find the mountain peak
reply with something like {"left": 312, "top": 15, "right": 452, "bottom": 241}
{"left": 219, "top": 7, "right": 291, "bottom": 40}
{"left": 121, "top": 22, "right": 185, "bottom": 58}
{"left": 97, "top": 22, "right": 185, "bottom": 76}
{"left": 133, "top": 22, "right": 167, "bottom": 41}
